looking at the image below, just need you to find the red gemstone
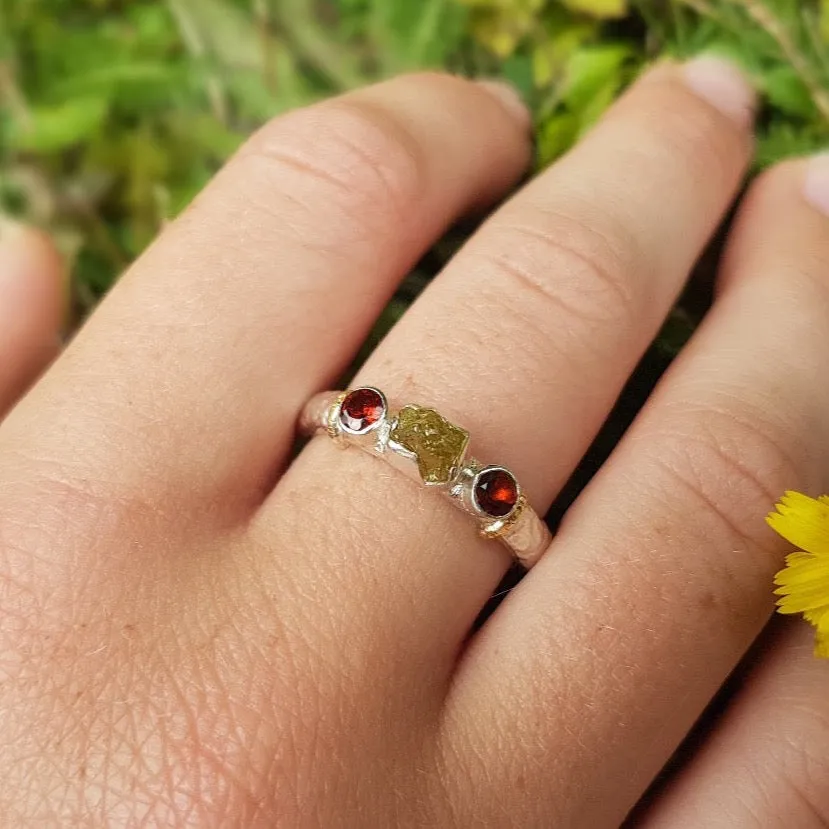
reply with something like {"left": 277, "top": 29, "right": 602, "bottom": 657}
{"left": 339, "top": 388, "right": 385, "bottom": 433}
{"left": 474, "top": 468, "right": 518, "bottom": 518}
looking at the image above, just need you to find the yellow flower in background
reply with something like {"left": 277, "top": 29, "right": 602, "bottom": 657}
{"left": 458, "top": 0, "right": 545, "bottom": 58}
{"left": 768, "top": 491, "right": 829, "bottom": 658}
{"left": 459, "top": 0, "right": 627, "bottom": 60}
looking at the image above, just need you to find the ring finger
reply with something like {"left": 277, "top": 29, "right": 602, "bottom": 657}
{"left": 255, "top": 58, "right": 756, "bottom": 670}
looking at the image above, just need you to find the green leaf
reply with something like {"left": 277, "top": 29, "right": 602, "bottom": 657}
{"left": 762, "top": 65, "right": 818, "bottom": 119}
{"left": 167, "top": 0, "right": 262, "bottom": 70}
{"left": 577, "top": 73, "right": 622, "bottom": 129}
{"left": 536, "top": 112, "right": 580, "bottom": 168}
{"left": 50, "top": 62, "right": 184, "bottom": 106}
{"left": 370, "top": 0, "right": 468, "bottom": 70}
{"left": 532, "top": 18, "right": 597, "bottom": 89}
{"left": 171, "top": 113, "right": 244, "bottom": 158}
{"left": 274, "top": 0, "right": 366, "bottom": 90}
{"left": 756, "top": 121, "right": 829, "bottom": 167}
{"left": 501, "top": 54, "right": 535, "bottom": 100}
{"left": 12, "top": 97, "right": 108, "bottom": 153}
{"left": 563, "top": 45, "right": 630, "bottom": 111}
{"left": 463, "top": 0, "right": 544, "bottom": 58}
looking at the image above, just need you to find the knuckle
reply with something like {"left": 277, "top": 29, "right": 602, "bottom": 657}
{"left": 478, "top": 211, "right": 638, "bottom": 341}
{"left": 240, "top": 96, "right": 426, "bottom": 233}
{"left": 646, "top": 401, "right": 800, "bottom": 560}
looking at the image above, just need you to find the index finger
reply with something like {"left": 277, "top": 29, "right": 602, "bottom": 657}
{"left": 0, "top": 74, "right": 530, "bottom": 531}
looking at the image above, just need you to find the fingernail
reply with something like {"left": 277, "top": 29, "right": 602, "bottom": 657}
{"left": 803, "top": 153, "right": 829, "bottom": 216}
{"left": 0, "top": 218, "right": 35, "bottom": 282}
{"left": 475, "top": 79, "right": 532, "bottom": 131}
{"left": 0, "top": 225, "right": 34, "bottom": 311}
{"left": 0, "top": 218, "right": 57, "bottom": 297}
{"left": 681, "top": 56, "right": 757, "bottom": 127}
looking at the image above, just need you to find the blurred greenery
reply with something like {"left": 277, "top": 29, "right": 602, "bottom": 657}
{"left": 2, "top": 0, "right": 829, "bottom": 338}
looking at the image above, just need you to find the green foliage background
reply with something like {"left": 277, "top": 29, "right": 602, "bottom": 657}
{"left": 2, "top": 0, "right": 829, "bottom": 333}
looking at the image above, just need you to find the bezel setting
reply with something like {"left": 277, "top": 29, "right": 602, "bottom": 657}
{"left": 471, "top": 465, "right": 520, "bottom": 519}
{"left": 338, "top": 387, "right": 388, "bottom": 436}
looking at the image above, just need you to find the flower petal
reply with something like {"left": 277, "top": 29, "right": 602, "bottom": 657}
{"left": 766, "top": 491, "right": 829, "bottom": 556}
{"left": 777, "top": 593, "right": 829, "bottom": 614}
{"left": 774, "top": 551, "right": 829, "bottom": 612}
{"left": 804, "top": 606, "right": 829, "bottom": 626}
{"left": 775, "top": 551, "right": 825, "bottom": 584}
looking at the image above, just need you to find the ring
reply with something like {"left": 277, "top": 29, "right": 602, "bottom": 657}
{"left": 299, "top": 387, "right": 552, "bottom": 569}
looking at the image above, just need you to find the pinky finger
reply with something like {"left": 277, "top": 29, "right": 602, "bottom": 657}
{"left": 0, "top": 221, "right": 64, "bottom": 416}
{"left": 634, "top": 620, "right": 829, "bottom": 829}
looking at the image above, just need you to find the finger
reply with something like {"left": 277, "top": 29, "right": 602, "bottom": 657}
{"left": 634, "top": 621, "right": 829, "bottom": 829}
{"left": 260, "top": 58, "right": 755, "bottom": 657}
{"left": 0, "top": 221, "right": 64, "bottom": 416}
{"left": 442, "top": 158, "right": 829, "bottom": 826}
{"left": 0, "top": 74, "right": 530, "bottom": 523}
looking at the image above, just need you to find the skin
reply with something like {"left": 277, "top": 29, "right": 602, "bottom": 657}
{"left": 0, "top": 62, "right": 828, "bottom": 827}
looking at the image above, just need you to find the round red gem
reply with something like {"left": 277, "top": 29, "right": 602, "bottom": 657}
{"left": 339, "top": 388, "right": 385, "bottom": 433}
{"left": 474, "top": 468, "right": 518, "bottom": 518}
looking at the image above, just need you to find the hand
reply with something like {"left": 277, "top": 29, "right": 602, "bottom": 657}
{"left": 1, "top": 58, "right": 828, "bottom": 827}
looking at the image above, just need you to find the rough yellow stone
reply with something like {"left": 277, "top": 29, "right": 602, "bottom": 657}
{"left": 390, "top": 405, "right": 469, "bottom": 485}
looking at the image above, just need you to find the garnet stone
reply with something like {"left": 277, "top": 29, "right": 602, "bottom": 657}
{"left": 473, "top": 467, "right": 519, "bottom": 518}
{"left": 339, "top": 387, "right": 386, "bottom": 433}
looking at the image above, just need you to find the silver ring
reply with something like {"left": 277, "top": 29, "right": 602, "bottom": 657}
{"left": 299, "top": 387, "right": 551, "bottom": 569}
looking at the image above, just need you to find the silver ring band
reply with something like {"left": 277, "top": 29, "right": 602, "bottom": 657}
{"left": 299, "top": 387, "right": 551, "bottom": 569}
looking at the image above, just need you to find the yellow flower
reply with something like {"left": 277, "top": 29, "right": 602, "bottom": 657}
{"left": 768, "top": 491, "right": 829, "bottom": 658}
